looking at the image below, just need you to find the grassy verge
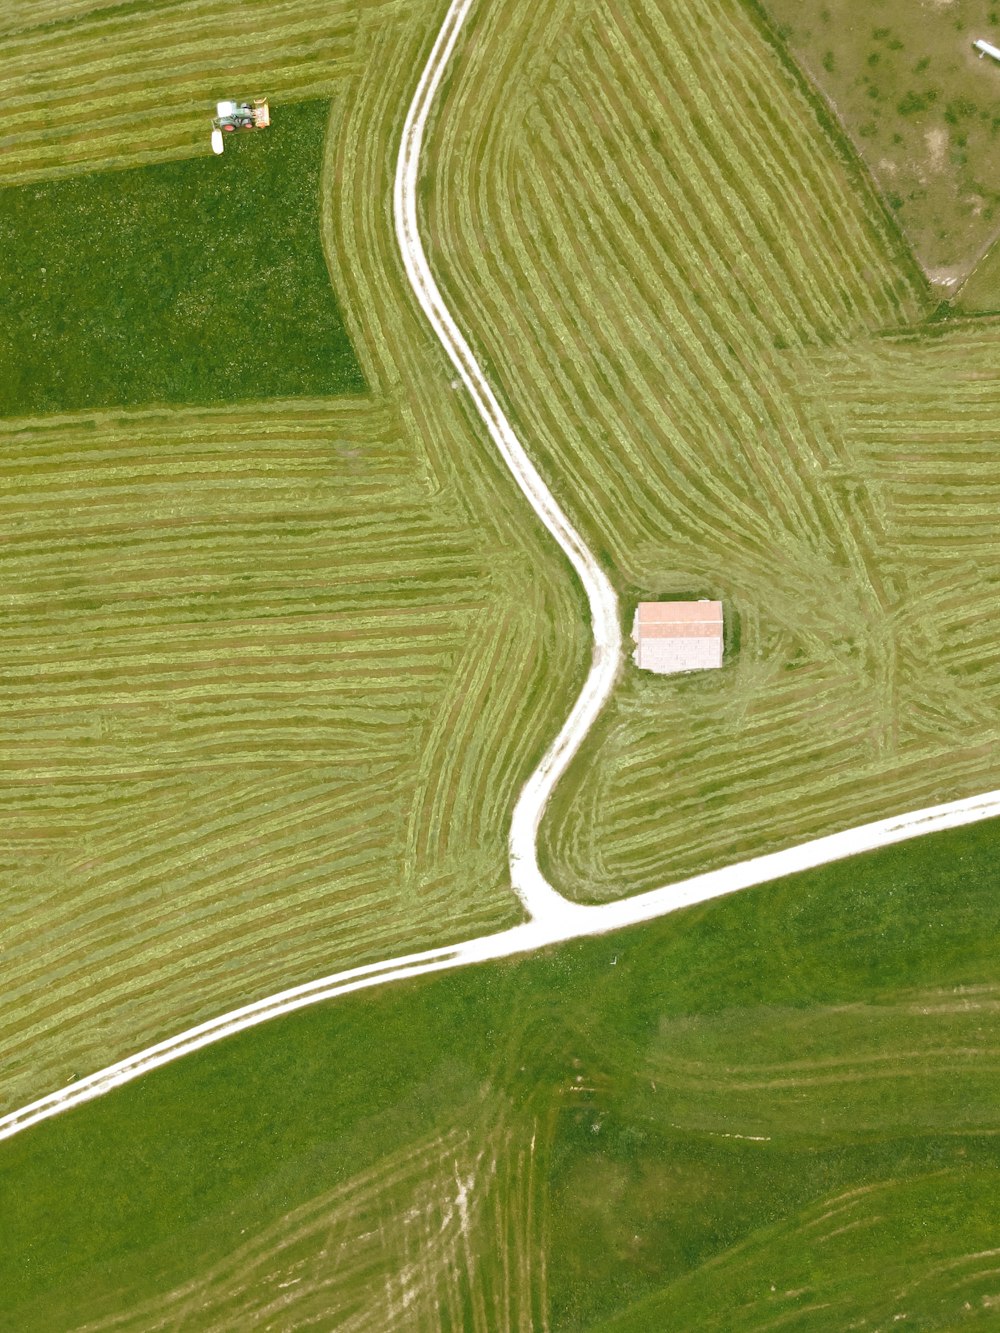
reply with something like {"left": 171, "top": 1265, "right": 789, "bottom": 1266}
{"left": 955, "top": 230, "right": 1000, "bottom": 310}
{"left": 0, "top": 99, "right": 364, "bottom": 414}
{"left": 2, "top": 817, "right": 999, "bottom": 1329}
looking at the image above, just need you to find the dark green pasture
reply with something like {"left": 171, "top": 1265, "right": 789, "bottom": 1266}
{"left": 0, "top": 100, "right": 364, "bottom": 416}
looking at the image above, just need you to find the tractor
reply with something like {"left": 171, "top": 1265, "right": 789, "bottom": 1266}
{"left": 210, "top": 98, "right": 270, "bottom": 155}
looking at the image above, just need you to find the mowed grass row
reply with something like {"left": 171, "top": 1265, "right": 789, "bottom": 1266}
{"left": 601, "top": 1171, "right": 1000, "bottom": 1332}
{"left": 0, "top": 0, "right": 590, "bottom": 1111}
{"left": 423, "top": 0, "right": 1000, "bottom": 897}
{"left": 3, "top": 821, "right": 999, "bottom": 1330}
{"left": 0, "top": 380, "right": 579, "bottom": 1110}
{"left": 801, "top": 324, "right": 1000, "bottom": 723}
{"left": 429, "top": 0, "right": 920, "bottom": 590}
{"left": 0, "top": 398, "right": 495, "bottom": 1109}
{"left": 426, "top": 0, "right": 894, "bottom": 618}
{"left": 0, "top": 0, "right": 168, "bottom": 34}
{"left": 640, "top": 986, "right": 1000, "bottom": 1137}
{"left": 0, "top": 0, "right": 404, "bottom": 184}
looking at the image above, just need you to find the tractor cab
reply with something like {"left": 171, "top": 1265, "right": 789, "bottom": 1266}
{"left": 210, "top": 97, "right": 270, "bottom": 154}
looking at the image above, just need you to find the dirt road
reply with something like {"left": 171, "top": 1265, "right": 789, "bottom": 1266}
{"left": 2, "top": 0, "right": 998, "bottom": 1146}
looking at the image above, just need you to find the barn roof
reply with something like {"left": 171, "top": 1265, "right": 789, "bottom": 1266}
{"left": 633, "top": 601, "right": 723, "bottom": 673}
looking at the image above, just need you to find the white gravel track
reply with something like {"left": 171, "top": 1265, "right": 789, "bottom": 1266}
{"left": 393, "top": 0, "right": 619, "bottom": 933}
{"left": 1, "top": 0, "right": 998, "bottom": 1146}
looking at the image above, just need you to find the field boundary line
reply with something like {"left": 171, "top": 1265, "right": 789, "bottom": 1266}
{"left": 2, "top": 0, "right": 999, "bottom": 1147}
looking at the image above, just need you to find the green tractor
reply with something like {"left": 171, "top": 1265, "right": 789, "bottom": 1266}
{"left": 210, "top": 98, "right": 270, "bottom": 155}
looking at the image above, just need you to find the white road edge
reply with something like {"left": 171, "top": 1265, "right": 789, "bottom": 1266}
{"left": 2, "top": 0, "right": 998, "bottom": 1147}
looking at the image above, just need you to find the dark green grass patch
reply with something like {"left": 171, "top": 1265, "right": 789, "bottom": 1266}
{"left": 0, "top": 100, "right": 365, "bottom": 416}
{"left": 2, "top": 819, "right": 999, "bottom": 1329}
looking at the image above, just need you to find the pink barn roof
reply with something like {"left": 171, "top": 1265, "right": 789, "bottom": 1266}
{"left": 633, "top": 601, "right": 723, "bottom": 673}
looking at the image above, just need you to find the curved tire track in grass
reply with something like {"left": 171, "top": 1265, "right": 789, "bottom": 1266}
{"left": 2, "top": 0, "right": 1000, "bottom": 1146}
{"left": 393, "top": 0, "right": 620, "bottom": 931}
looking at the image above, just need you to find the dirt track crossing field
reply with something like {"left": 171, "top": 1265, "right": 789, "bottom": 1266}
{"left": 3, "top": 0, "right": 1000, "bottom": 1150}
{"left": 424, "top": 0, "right": 1000, "bottom": 899}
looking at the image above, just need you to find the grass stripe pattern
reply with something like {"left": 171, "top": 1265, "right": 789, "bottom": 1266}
{"left": 0, "top": 0, "right": 589, "bottom": 1111}
{"left": 423, "top": 0, "right": 999, "bottom": 898}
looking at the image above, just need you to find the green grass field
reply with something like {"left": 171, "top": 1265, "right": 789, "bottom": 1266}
{"left": 2, "top": 819, "right": 998, "bottom": 1330}
{"left": 425, "top": 0, "right": 1000, "bottom": 902}
{"left": 0, "top": 100, "right": 364, "bottom": 414}
{"left": 3, "top": 0, "right": 1000, "bottom": 1324}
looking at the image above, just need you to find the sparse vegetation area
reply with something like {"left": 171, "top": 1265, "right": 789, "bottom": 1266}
{"left": 2, "top": 820, "right": 999, "bottom": 1329}
{"left": 954, "top": 227, "right": 1000, "bottom": 308}
{"left": 2, "top": 0, "right": 1000, "bottom": 1326}
{"left": 760, "top": 0, "right": 1000, "bottom": 289}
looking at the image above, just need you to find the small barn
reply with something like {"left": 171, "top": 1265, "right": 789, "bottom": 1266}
{"left": 632, "top": 600, "right": 724, "bottom": 674}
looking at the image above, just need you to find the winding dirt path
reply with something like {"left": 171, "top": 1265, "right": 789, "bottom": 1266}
{"left": 393, "top": 0, "right": 618, "bottom": 932}
{"left": 2, "top": 0, "right": 999, "bottom": 1146}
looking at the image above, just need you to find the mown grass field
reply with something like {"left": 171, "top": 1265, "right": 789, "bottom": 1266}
{"left": 0, "top": 0, "right": 363, "bottom": 182}
{"left": 0, "top": 101, "right": 364, "bottom": 414}
{"left": 0, "top": 0, "right": 588, "bottom": 1112}
{"left": 425, "top": 0, "right": 1000, "bottom": 902}
{"left": 2, "top": 820, "right": 999, "bottom": 1331}
{"left": 3, "top": 0, "right": 1000, "bottom": 1322}
{"left": 759, "top": 0, "right": 1000, "bottom": 293}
